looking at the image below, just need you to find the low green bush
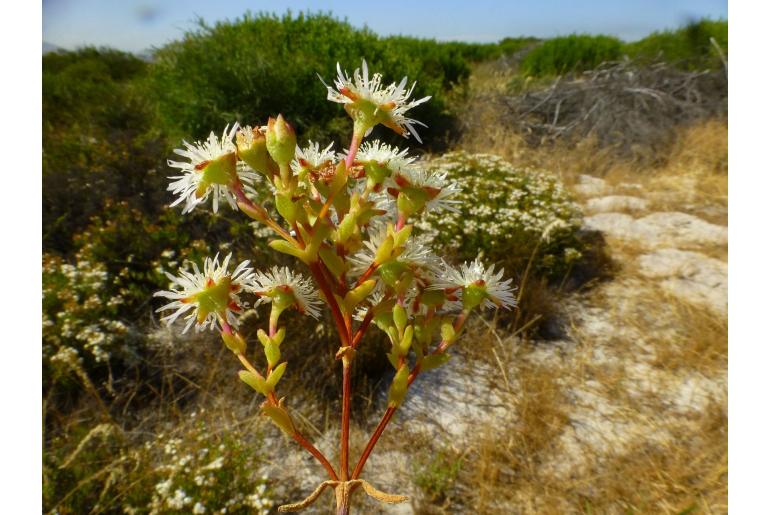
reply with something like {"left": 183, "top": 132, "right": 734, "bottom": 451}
{"left": 43, "top": 48, "right": 169, "bottom": 253}
{"left": 418, "top": 152, "right": 584, "bottom": 280}
{"left": 498, "top": 36, "right": 540, "bottom": 57}
{"left": 149, "top": 11, "right": 478, "bottom": 149}
{"left": 625, "top": 19, "right": 728, "bottom": 69}
{"left": 520, "top": 34, "right": 623, "bottom": 77}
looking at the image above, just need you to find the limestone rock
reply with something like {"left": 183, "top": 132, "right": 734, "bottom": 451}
{"left": 573, "top": 174, "right": 608, "bottom": 197}
{"left": 584, "top": 211, "right": 727, "bottom": 248}
{"left": 637, "top": 248, "right": 727, "bottom": 314}
{"left": 586, "top": 195, "right": 648, "bottom": 213}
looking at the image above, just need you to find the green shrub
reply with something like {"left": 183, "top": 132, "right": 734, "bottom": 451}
{"left": 625, "top": 19, "right": 728, "bottom": 69}
{"left": 418, "top": 152, "right": 584, "bottom": 280}
{"left": 149, "top": 11, "right": 477, "bottom": 149}
{"left": 498, "top": 36, "right": 540, "bottom": 57}
{"left": 520, "top": 34, "right": 623, "bottom": 77}
{"left": 43, "top": 48, "right": 169, "bottom": 253}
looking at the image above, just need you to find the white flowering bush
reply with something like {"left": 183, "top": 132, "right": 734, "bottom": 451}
{"left": 418, "top": 152, "right": 584, "bottom": 279}
{"left": 42, "top": 201, "right": 227, "bottom": 389}
{"left": 43, "top": 253, "right": 131, "bottom": 380}
{"left": 154, "top": 60, "right": 517, "bottom": 514}
{"left": 143, "top": 424, "right": 274, "bottom": 515}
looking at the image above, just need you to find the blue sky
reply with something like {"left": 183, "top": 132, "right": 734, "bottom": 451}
{"left": 43, "top": 0, "right": 727, "bottom": 53}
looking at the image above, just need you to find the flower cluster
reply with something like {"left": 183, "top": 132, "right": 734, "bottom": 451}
{"left": 154, "top": 60, "right": 518, "bottom": 514}
{"left": 43, "top": 254, "right": 131, "bottom": 369}
{"left": 155, "top": 255, "right": 321, "bottom": 334}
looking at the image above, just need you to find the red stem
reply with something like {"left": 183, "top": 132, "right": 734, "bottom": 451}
{"left": 345, "top": 133, "right": 362, "bottom": 169}
{"left": 231, "top": 185, "right": 297, "bottom": 245}
{"left": 308, "top": 262, "right": 350, "bottom": 346}
{"left": 340, "top": 361, "right": 352, "bottom": 479}
{"left": 351, "top": 407, "right": 395, "bottom": 479}
{"left": 395, "top": 213, "right": 407, "bottom": 231}
{"left": 351, "top": 310, "right": 374, "bottom": 350}
{"left": 351, "top": 310, "right": 470, "bottom": 478}
{"left": 354, "top": 263, "right": 377, "bottom": 288}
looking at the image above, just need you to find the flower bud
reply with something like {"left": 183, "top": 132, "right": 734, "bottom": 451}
{"left": 266, "top": 114, "right": 297, "bottom": 166}
{"left": 236, "top": 126, "right": 273, "bottom": 176}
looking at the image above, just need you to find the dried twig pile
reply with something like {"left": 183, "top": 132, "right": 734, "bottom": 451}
{"left": 481, "top": 59, "right": 727, "bottom": 161}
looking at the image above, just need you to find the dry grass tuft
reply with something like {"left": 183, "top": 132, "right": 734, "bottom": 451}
{"left": 570, "top": 401, "right": 727, "bottom": 514}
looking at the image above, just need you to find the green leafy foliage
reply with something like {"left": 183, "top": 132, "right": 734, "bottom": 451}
{"left": 149, "top": 11, "right": 483, "bottom": 148}
{"left": 43, "top": 48, "right": 169, "bottom": 253}
{"left": 625, "top": 19, "right": 728, "bottom": 69}
{"left": 520, "top": 34, "right": 623, "bottom": 77}
{"left": 497, "top": 36, "right": 541, "bottom": 57}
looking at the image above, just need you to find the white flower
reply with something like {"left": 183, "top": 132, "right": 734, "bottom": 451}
{"left": 291, "top": 141, "right": 336, "bottom": 175}
{"left": 167, "top": 124, "right": 258, "bottom": 214}
{"left": 250, "top": 267, "right": 322, "bottom": 319}
{"left": 193, "top": 502, "right": 207, "bottom": 514}
{"left": 348, "top": 140, "right": 415, "bottom": 172}
{"left": 167, "top": 489, "right": 192, "bottom": 510}
{"left": 321, "top": 60, "right": 431, "bottom": 142}
{"left": 350, "top": 224, "right": 440, "bottom": 276}
{"left": 154, "top": 253, "right": 255, "bottom": 333}
{"left": 390, "top": 165, "right": 461, "bottom": 214}
{"left": 434, "top": 259, "right": 516, "bottom": 310}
